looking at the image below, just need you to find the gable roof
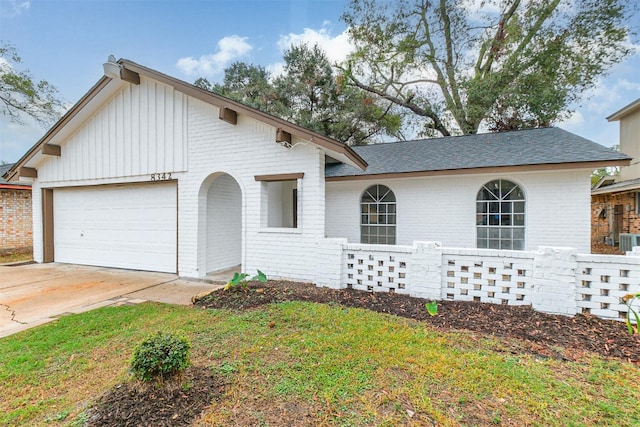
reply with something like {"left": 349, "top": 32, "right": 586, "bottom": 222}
{"left": 0, "top": 163, "right": 12, "bottom": 182}
{"left": 591, "top": 177, "right": 640, "bottom": 195}
{"left": 0, "top": 163, "right": 31, "bottom": 189}
{"left": 3, "top": 59, "right": 367, "bottom": 182}
{"left": 325, "top": 127, "right": 630, "bottom": 181}
{"left": 607, "top": 98, "right": 640, "bottom": 122}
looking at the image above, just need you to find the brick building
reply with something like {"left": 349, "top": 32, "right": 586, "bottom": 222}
{"left": 592, "top": 99, "right": 640, "bottom": 250}
{"left": 0, "top": 163, "right": 33, "bottom": 255}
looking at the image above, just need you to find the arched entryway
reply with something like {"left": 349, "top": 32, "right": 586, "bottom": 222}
{"left": 198, "top": 173, "right": 242, "bottom": 274}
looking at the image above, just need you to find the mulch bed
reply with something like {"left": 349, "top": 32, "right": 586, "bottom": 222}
{"left": 86, "top": 366, "right": 226, "bottom": 426}
{"left": 195, "top": 281, "right": 640, "bottom": 364}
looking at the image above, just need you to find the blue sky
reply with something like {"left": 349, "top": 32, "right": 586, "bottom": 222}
{"left": 0, "top": 0, "right": 638, "bottom": 163}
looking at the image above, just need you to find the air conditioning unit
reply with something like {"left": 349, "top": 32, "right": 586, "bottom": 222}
{"left": 619, "top": 233, "right": 640, "bottom": 253}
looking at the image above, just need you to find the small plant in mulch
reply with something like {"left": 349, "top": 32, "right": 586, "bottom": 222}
{"left": 425, "top": 300, "right": 438, "bottom": 316}
{"left": 130, "top": 333, "right": 190, "bottom": 382}
{"left": 622, "top": 293, "right": 640, "bottom": 334}
{"left": 223, "top": 269, "right": 267, "bottom": 291}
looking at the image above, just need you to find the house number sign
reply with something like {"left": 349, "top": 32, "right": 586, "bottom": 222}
{"left": 150, "top": 172, "right": 173, "bottom": 181}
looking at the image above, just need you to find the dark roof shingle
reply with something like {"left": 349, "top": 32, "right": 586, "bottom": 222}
{"left": 0, "top": 163, "right": 14, "bottom": 184}
{"left": 325, "top": 127, "right": 629, "bottom": 178}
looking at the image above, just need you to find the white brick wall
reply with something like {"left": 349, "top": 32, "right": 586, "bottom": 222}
{"left": 326, "top": 170, "right": 592, "bottom": 252}
{"left": 180, "top": 98, "right": 328, "bottom": 279}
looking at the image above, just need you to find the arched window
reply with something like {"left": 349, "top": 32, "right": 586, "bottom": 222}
{"left": 476, "top": 179, "right": 525, "bottom": 250}
{"left": 361, "top": 184, "right": 396, "bottom": 244}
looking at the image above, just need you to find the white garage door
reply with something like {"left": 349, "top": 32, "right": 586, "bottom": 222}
{"left": 54, "top": 182, "right": 177, "bottom": 273}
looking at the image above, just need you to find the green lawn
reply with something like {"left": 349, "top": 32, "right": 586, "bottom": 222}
{"left": 0, "top": 250, "right": 32, "bottom": 264}
{"left": 1, "top": 301, "right": 638, "bottom": 426}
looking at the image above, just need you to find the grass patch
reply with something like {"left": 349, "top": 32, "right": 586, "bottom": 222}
{"left": 0, "top": 250, "right": 32, "bottom": 264}
{"left": 1, "top": 301, "right": 639, "bottom": 426}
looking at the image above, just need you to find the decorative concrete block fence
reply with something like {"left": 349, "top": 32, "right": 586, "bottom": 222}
{"left": 315, "top": 240, "right": 640, "bottom": 323}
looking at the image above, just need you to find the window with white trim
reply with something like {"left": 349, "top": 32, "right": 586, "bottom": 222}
{"left": 476, "top": 179, "right": 525, "bottom": 250}
{"left": 256, "top": 173, "right": 302, "bottom": 229}
{"left": 361, "top": 184, "right": 396, "bottom": 244}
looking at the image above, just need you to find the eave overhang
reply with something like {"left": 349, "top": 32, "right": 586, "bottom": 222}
{"left": 326, "top": 159, "right": 631, "bottom": 182}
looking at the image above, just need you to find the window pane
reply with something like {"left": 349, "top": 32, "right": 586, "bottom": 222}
{"left": 513, "top": 228, "right": 525, "bottom": 240}
{"left": 489, "top": 228, "right": 499, "bottom": 239}
{"left": 514, "top": 201, "right": 525, "bottom": 213}
{"left": 502, "top": 240, "right": 512, "bottom": 250}
{"left": 513, "top": 187, "right": 525, "bottom": 200}
{"left": 477, "top": 227, "right": 488, "bottom": 239}
{"left": 514, "top": 214, "right": 525, "bottom": 226}
{"left": 501, "top": 228, "right": 512, "bottom": 240}
{"left": 488, "top": 239, "right": 500, "bottom": 249}
{"left": 500, "top": 180, "right": 515, "bottom": 197}
{"left": 501, "top": 214, "right": 511, "bottom": 225}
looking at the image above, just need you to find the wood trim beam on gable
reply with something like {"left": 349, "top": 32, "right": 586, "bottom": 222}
{"left": 255, "top": 173, "right": 304, "bottom": 182}
{"left": 41, "top": 144, "right": 61, "bottom": 156}
{"left": 19, "top": 167, "right": 38, "bottom": 178}
{"left": 120, "top": 67, "right": 140, "bottom": 85}
{"left": 276, "top": 128, "right": 292, "bottom": 145}
{"left": 219, "top": 106, "right": 238, "bottom": 125}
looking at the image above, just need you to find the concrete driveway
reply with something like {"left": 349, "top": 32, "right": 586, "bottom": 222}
{"left": 0, "top": 263, "right": 221, "bottom": 338}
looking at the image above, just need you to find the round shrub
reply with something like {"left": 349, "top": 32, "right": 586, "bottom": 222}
{"left": 130, "top": 332, "right": 190, "bottom": 381}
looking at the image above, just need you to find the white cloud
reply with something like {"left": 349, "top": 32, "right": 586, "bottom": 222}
{"left": 276, "top": 25, "right": 354, "bottom": 64}
{"left": 265, "top": 61, "right": 285, "bottom": 78}
{"left": 175, "top": 35, "right": 253, "bottom": 78}
{"left": 557, "top": 110, "right": 584, "bottom": 128}
{"left": 0, "top": 0, "right": 30, "bottom": 18}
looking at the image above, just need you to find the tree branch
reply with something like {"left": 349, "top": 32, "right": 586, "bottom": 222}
{"left": 349, "top": 76, "right": 450, "bottom": 137}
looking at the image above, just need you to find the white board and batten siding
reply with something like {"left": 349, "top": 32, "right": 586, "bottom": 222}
{"left": 37, "top": 76, "right": 188, "bottom": 183}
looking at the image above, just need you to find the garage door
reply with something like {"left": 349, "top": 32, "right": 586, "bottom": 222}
{"left": 53, "top": 182, "right": 177, "bottom": 273}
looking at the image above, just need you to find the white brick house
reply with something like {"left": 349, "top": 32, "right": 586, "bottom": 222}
{"left": 3, "top": 59, "right": 630, "bottom": 284}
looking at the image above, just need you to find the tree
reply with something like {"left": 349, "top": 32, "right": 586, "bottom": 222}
{"left": 198, "top": 44, "right": 400, "bottom": 145}
{"left": 591, "top": 145, "right": 620, "bottom": 186}
{"left": 199, "top": 62, "right": 281, "bottom": 114}
{"left": 341, "top": 0, "right": 635, "bottom": 137}
{"left": 272, "top": 44, "right": 400, "bottom": 144}
{"left": 0, "top": 42, "right": 62, "bottom": 126}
